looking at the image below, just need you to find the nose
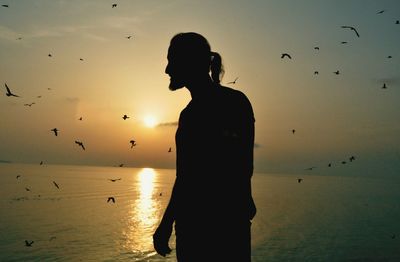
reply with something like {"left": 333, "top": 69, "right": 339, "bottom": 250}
{"left": 165, "top": 62, "right": 170, "bottom": 75}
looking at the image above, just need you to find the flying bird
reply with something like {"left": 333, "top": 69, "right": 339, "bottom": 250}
{"left": 51, "top": 128, "right": 59, "bottom": 136}
{"left": 1, "top": 4, "right": 9, "bottom": 8}
{"left": 292, "top": 129, "right": 296, "bottom": 134}
{"left": 112, "top": 4, "right": 117, "bottom": 8}
{"left": 5, "top": 83, "right": 20, "bottom": 97}
{"left": 314, "top": 71, "right": 319, "bottom": 75}
{"left": 48, "top": 53, "right": 52, "bottom": 57}
{"left": 341, "top": 26, "right": 360, "bottom": 37}
{"left": 24, "top": 102, "right": 35, "bottom": 107}
{"left": 391, "top": 234, "right": 396, "bottom": 239}
{"left": 314, "top": 47, "right": 319, "bottom": 50}
{"left": 53, "top": 181, "right": 60, "bottom": 189}
{"left": 334, "top": 70, "right": 340, "bottom": 75}
{"left": 382, "top": 83, "right": 387, "bottom": 89}
{"left": 78, "top": 117, "right": 83, "bottom": 121}
{"left": 376, "top": 10, "right": 385, "bottom": 14}
{"left": 297, "top": 178, "right": 303, "bottom": 183}
{"left": 227, "top": 77, "right": 239, "bottom": 85}
{"left": 396, "top": 20, "right": 399, "bottom": 24}
{"left": 49, "top": 236, "right": 57, "bottom": 241}
{"left": 16, "top": 37, "right": 22, "bottom": 40}
{"left": 108, "top": 178, "right": 121, "bottom": 182}
{"left": 25, "top": 187, "right": 31, "bottom": 192}
{"left": 75, "top": 141, "right": 85, "bottom": 150}
{"left": 341, "top": 41, "right": 348, "bottom": 44}
{"left": 328, "top": 163, "right": 332, "bottom": 167}
{"left": 37, "top": 96, "right": 42, "bottom": 98}
{"left": 305, "top": 167, "right": 316, "bottom": 171}
{"left": 129, "top": 140, "right": 136, "bottom": 148}
{"left": 107, "top": 197, "right": 115, "bottom": 203}
{"left": 40, "top": 161, "right": 43, "bottom": 165}
{"left": 16, "top": 175, "right": 21, "bottom": 179}
{"left": 349, "top": 156, "right": 356, "bottom": 162}
{"left": 126, "top": 35, "right": 133, "bottom": 39}
{"left": 168, "top": 147, "right": 172, "bottom": 153}
{"left": 119, "top": 164, "right": 124, "bottom": 167}
{"left": 281, "top": 53, "right": 292, "bottom": 59}
{"left": 25, "top": 240, "right": 34, "bottom": 247}
{"left": 122, "top": 114, "right": 129, "bottom": 120}
{"left": 387, "top": 55, "right": 392, "bottom": 59}
{"left": 79, "top": 58, "right": 84, "bottom": 61}
{"left": 341, "top": 161, "right": 347, "bottom": 164}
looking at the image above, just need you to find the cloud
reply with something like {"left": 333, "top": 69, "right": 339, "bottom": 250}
{"left": 157, "top": 121, "right": 178, "bottom": 127}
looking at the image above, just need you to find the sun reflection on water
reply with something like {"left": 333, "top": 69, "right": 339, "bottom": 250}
{"left": 123, "top": 168, "right": 161, "bottom": 253}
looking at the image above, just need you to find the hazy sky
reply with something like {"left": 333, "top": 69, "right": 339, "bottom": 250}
{"left": 1, "top": 0, "right": 399, "bottom": 176}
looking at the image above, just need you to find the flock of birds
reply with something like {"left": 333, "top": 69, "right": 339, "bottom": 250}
{"left": 2, "top": 3, "right": 399, "bottom": 250}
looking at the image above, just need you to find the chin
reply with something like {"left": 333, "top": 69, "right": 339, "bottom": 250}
{"left": 169, "top": 79, "right": 185, "bottom": 91}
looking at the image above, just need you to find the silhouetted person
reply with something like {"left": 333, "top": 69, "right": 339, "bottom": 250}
{"left": 153, "top": 32, "right": 256, "bottom": 261}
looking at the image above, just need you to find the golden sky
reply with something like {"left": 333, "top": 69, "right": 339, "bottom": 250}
{"left": 1, "top": 0, "right": 400, "bottom": 176}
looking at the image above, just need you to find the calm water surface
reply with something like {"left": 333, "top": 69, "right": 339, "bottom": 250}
{"left": 0, "top": 163, "right": 399, "bottom": 261}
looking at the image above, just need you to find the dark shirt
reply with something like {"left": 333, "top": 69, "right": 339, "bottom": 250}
{"left": 174, "top": 85, "right": 255, "bottom": 222}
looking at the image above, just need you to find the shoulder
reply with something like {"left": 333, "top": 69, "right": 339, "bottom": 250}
{"left": 218, "top": 85, "right": 254, "bottom": 118}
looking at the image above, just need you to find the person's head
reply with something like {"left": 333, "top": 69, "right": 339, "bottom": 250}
{"left": 165, "top": 32, "right": 224, "bottom": 91}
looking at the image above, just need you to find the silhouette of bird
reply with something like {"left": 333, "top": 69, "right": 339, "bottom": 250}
{"left": 107, "top": 197, "right": 115, "bottom": 203}
{"left": 292, "top": 129, "right": 296, "bottom": 134}
{"left": 37, "top": 95, "right": 42, "bottom": 98}
{"left": 53, "top": 181, "right": 60, "bottom": 189}
{"left": 40, "top": 161, "right": 43, "bottom": 165}
{"left": 376, "top": 10, "right": 385, "bottom": 14}
{"left": 227, "top": 77, "right": 238, "bottom": 84}
{"left": 130, "top": 140, "right": 136, "bottom": 148}
{"left": 112, "top": 4, "right": 117, "bottom": 8}
{"left": 79, "top": 58, "right": 84, "bottom": 61}
{"left": 108, "top": 178, "right": 121, "bottom": 182}
{"left": 5, "top": 83, "right": 20, "bottom": 97}
{"left": 305, "top": 167, "right": 316, "bottom": 171}
{"left": 341, "top": 26, "right": 360, "bottom": 37}
{"left": 47, "top": 88, "right": 52, "bottom": 90}
{"left": 159, "top": 192, "right": 163, "bottom": 196}
{"left": 349, "top": 156, "right": 356, "bottom": 162}
{"left": 126, "top": 35, "right": 133, "bottom": 39}
{"left": 16, "top": 175, "right": 21, "bottom": 179}
{"left": 314, "top": 71, "right": 319, "bottom": 75}
{"left": 24, "top": 102, "right": 35, "bottom": 107}
{"left": 78, "top": 117, "right": 83, "bottom": 121}
{"left": 334, "top": 70, "right": 340, "bottom": 75}
{"left": 168, "top": 147, "right": 172, "bottom": 153}
{"left": 341, "top": 161, "right": 347, "bottom": 164}
{"left": 387, "top": 55, "right": 392, "bottom": 59}
{"left": 314, "top": 47, "right": 319, "bottom": 50}
{"left": 396, "top": 20, "right": 399, "bottom": 24}
{"left": 328, "top": 163, "right": 332, "bottom": 167}
{"left": 25, "top": 187, "right": 31, "bottom": 192}
{"left": 48, "top": 53, "right": 52, "bottom": 57}
{"left": 16, "top": 37, "right": 22, "bottom": 40}
{"left": 1, "top": 4, "right": 9, "bottom": 7}
{"left": 122, "top": 114, "right": 129, "bottom": 120}
{"left": 281, "top": 53, "right": 292, "bottom": 59}
{"left": 382, "top": 83, "right": 387, "bottom": 89}
{"left": 391, "top": 234, "right": 396, "bottom": 239}
{"left": 297, "top": 178, "right": 303, "bottom": 183}
{"left": 119, "top": 164, "right": 124, "bottom": 167}
{"left": 75, "top": 141, "right": 85, "bottom": 150}
{"left": 25, "top": 240, "right": 34, "bottom": 247}
{"left": 51, "top": 128, "right": 59, "bottom": 136}
{"left": 341, "top": 41, "right": 348, "bottom": 44}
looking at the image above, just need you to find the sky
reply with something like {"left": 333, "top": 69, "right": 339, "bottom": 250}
{"left": 1, "top": 0, "right": 399, "bottom": 177}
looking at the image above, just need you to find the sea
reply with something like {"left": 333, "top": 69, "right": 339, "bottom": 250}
{"left": 0, "top": 163, "right": 399, "bottom": 262}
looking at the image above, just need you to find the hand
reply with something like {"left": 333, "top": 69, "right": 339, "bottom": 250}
{"left": 153, "top": 221, "right": 173, "bottom": 257}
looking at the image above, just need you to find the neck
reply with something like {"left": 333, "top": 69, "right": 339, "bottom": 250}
{"left": 186, "top": 75, "right": 215, "bottom": 99}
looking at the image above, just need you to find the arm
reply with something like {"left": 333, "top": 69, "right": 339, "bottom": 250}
{"left": 153, "top": 175, "right": 181, "bottom": 256}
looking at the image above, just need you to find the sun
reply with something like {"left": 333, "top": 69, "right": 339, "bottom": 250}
{"left": 143, "top": 115, "right": 157, "bottom": 128}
